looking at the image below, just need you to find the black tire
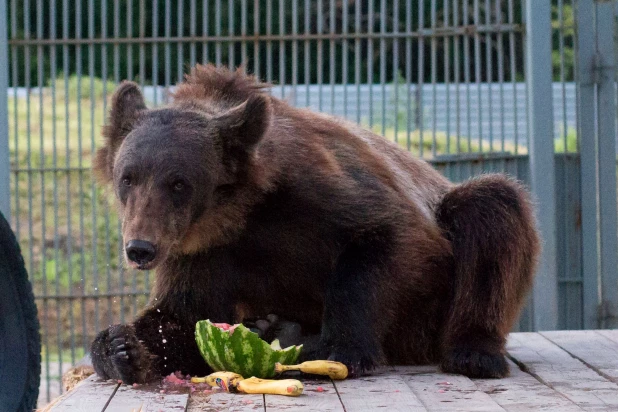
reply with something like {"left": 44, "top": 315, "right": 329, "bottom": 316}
{"left": 0, "top": 211, "right": 41, "bottom": 412}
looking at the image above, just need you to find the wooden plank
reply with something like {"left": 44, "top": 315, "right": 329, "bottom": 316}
{"left": 596, "top": 329, "right": 618, "bottom": 345}
{"left": 401, "top": 370, "right": 506, "bottom": 411}
{"left": 333, "top": 368, "right": 426, "bottom": 411}
{"left": 48, "top": 376, "right": 119, "bottom": 412}
{"left": 103, "top": 382, "right": 189, "bottom": 412}
{"left": 264, "top": 378, "right": 343, "bottom": 411}
{"left": 474, "top": 359, "right": 583, "bottom": 411}
{"left": 187, "top": 391, "right": 264, "bottom": 411}
{"left": 541, "top": 330, "right": 618, "bottom": 382}
{"left": 392, "top": 365, "right": 441, "bottom": 375}
{"left": 508, "top": 332, "right": 618, "bottom": 410}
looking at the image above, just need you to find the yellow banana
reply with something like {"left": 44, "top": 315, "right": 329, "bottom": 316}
{"left": 274, "top": 360, "right": 348, "bottom": 380}
{"left": 191, "top": 371, "right": 244, "bottom": 392}
{"left": 191, "top": 372, "right": 303, "bottom": 396}
{"left": 237, "top": 377, "right": 304, "bottom": 396}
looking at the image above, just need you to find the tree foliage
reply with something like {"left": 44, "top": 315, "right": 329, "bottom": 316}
{"left": 9, "top": 0, "right": 571, "bottom": 86}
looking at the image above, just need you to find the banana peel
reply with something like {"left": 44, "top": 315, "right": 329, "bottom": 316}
{"left": 191, "top": 360, "right": 348, "bottom": 395}
{"left": 238, "top": 377, "right": 304, "bottom": 396}
{"left": 274, "top": 360, "right": 348, "bottom": 380}
{"left": 191, "top": 371, "right": 304, "bottom": 396}
{"left": 191, "top": 371, "right": 244, "bottom": 392}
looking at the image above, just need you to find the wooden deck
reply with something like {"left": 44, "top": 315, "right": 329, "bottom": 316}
{"left": 47, "top": 330, "right": 618, "bottom": 411}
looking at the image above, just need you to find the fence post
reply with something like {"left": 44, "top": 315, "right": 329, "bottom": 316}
{"left": 0, "top": 0, "right": 10, "bottom": 222}
{"left": 577, "top": 0, "right": 618, "bottom": 329}
{"left": 525, "top": 0, "right": 558, "bottom": 331}
{"left": 594, "top": 0, "right": 618, "bottom": 330}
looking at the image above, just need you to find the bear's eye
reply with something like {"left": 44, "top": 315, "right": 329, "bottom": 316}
{"left": 122, "top": 177, "right": 132, "bottom": 187}
{"left": 173, "top": 181, "right": 185, "bottom": 191}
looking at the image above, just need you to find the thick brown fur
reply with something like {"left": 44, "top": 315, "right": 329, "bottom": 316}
{"left": 90, "top": 65, "right": 540, "bottom": 383}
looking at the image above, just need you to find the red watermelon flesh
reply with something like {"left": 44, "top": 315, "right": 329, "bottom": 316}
{"left": 212, "top": 322, "right": 240, "bottom": 333}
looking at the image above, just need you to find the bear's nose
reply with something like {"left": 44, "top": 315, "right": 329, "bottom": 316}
{"left": 125, "top": 240, "right": 156, "bottom": 266}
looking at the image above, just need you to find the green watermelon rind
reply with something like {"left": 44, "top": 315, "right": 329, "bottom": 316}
{"left": 195, "top": 319, "right": 303, "bottom": 378}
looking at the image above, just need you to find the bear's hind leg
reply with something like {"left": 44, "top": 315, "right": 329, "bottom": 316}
{"left": 436, "top": 174, "right": 540, "bottom": 378}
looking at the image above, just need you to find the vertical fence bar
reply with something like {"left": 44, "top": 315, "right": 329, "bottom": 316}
{"left": 405, "top": 0, "right": 411, "bottom": 150}
{"left": 164, "top": 0, "right": 171, "bottom": 95}
{"left": 341, "top": 0, "right": 347, "bottom": 118}
{"left": 280, "top": 0, "right": 286, "bottom": 98}
{"left": 50, "top": 0, "right": 61, "bottom": 393}
{"left": 329, "top": 0, "right": 335, "bottom": 112}
{"left": 304, "top": 0, "right": 309, "bottom": 107}
{"left": 317, "top": 0, "right": 323, "bottom": 110}
{"left": 36, "top": 0, "right": 50, "bottom": 398}
{"left": 444, "top": 0, "right": 450, "bottom": 154}
{"left": 266, "top": 0, "right": 272, "bottom": 84}
{"left": 291, "top": 0, "right": 298, "bottom": 105}
{"left": 25, "top": 0, "right": 33, "bottom": 288}
{"left": 127, "top": 0, "right": 133, "bottom": 80}
{"left": 253, "top": 0, "right": 259, "bottom": 78}
{"left": 88, "top": 0, "right": 100, "bottom": 342}
{"left": 417, "top": 0, "right": 425, "bottom": 156}
{"left": 229, "top": 0, "right": 235, "bottom": 70}
{"left": 430, "top": 0, "right": 437, "bottom": 156}
{"left": 464, "top": 0, "right": 472, "bottom": 154}
{"left": 241, "top": 0, "right": 247, "bottom": 71}
{"left": 76, "top": 0, "right": 88, "bottom": 356}
{"left": 485, "top": 0, "right": 493, "bottom": 152}
{"left": 0, "top": 0, "right": 8, "bottom": 221}
{"left": 379, "top": 0, "right": 386, "bottom": 136}
{"left": 190, "top": 0, "right": 196, "bottom": 67}
{"left": 474, "top": 0, "right": 482, "bottom": 154}
{"left": 496, "top": 0, "right": 505, "bottom": 158}
{"left": 203, "top": 0, "right": 209, "bottom": 65}
{"left": 101, "top": 0, "right": 113, "bottom": 339}
{"left": 179, "top": 0, "right": 185, "bottom": 81}
{"left": 367, "top": 0, "right": 373, "bottom": 125}
{"left": 453, "top": 0, "right": 461, "bottom": 160}
{"left": 392, "top": 0, "right": 399, "bottom": 144}
{"left": 578, "top": 0, "right": 618, "bottom": 329}
{"left": 508, "top": 0, "right": 519, "bottom": 155}
{"left": 525, "top": 0, "right": 558, "bottom": 331}
{"left": 10, "top": 0, "right": 18, "bottom": 236}
{"left": 62, "top": 0, "right": 75, "bottom": 367}
{"left": 577, "top": 0, "right": 600, "bottom": 329}
{"left": 354, "top": 0, "right": 360, "bottom": 123}
{"left": 594, "top": 0, "right": 618, "bottom": 330}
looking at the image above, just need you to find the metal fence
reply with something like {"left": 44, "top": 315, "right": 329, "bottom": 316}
{"left": 0, "top": 0, "right": 617, "bottom": 406}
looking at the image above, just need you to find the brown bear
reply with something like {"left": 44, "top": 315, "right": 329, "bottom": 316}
{"left": 90, "top": 64, "right": 540, "bottom": 384}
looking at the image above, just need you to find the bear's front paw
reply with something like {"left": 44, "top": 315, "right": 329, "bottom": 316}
{"left": 326, "top": 348, "right": 377, "bottom": 378}
{"left": 92, "top": 324, "right": 156, "bottom": 384}
{"left": 440, "top": 347, "right": 509, "bottom": 379}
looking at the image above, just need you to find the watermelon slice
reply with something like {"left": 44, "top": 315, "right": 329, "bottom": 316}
{"left": 195, "top": 320, "right": 303, "bottom": 379}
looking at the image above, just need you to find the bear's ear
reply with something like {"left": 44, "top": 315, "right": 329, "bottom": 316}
{"left": 214, "top": 94, "right": 271, "bottom": 155}
{"left": 94, "top": 81, "right": 147, "bottom": 184}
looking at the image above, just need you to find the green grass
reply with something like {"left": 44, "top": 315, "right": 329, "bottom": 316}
{"left": 48, "top": 74, "right": 117, "bottom": 101}
{"left": 554, "top": 126, "right": 578, "bottom": 153}
{"left": 41, "top": 347, "right": 86, "bottom": 365}
{"left": 376, "top": 126, "right": 522, "bottom": 156}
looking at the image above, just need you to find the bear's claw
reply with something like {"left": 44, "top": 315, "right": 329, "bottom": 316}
{"left": 104, "top": 325, "right": 154, "bottom": 384}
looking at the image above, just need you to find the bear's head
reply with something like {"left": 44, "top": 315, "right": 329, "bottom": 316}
{"left": 94, "top": 81, "right": 271, "bottom": 270}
